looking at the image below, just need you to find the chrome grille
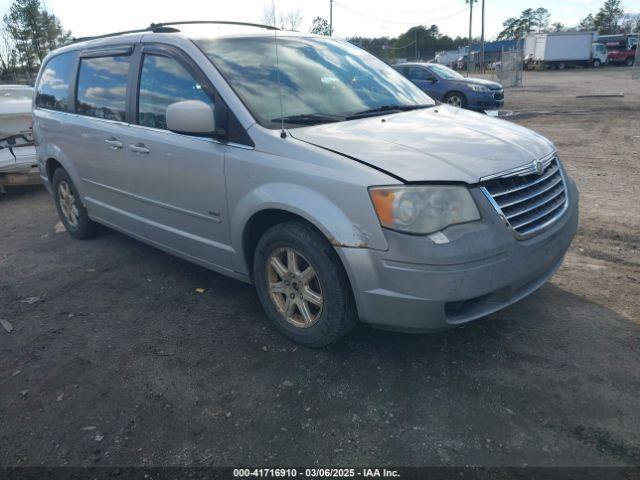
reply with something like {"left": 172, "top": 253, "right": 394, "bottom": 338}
{"left": 482, "top": 156, "right": 568, "bottom": 238}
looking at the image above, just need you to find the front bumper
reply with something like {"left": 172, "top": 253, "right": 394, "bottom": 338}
{"left": 337, "top": 179, "right": 579, "bottom": 332}
{"left": 467, "top": 90, "right": 504, "bottom": 111}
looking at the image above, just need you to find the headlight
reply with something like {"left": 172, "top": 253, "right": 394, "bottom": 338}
{"left": 369, "top": 185, "right": 480, "bottom": 235}
{"left": 468, "top": 84, "right": 490, "bottom": 93}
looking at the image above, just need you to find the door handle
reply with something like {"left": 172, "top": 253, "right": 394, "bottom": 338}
{"left": 105, "top": 138, "right": 123, "bottom": 149}
{"left": 129, "top": 143, "right": 150, "bottom": 154}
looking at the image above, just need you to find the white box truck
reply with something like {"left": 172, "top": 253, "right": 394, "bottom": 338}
{"left": 524, "top": 31, "right": 607, "bottom": 69}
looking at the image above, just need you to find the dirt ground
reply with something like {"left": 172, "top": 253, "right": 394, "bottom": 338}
{"left": 1, "top": 67, "right": 639, "bottom": 468}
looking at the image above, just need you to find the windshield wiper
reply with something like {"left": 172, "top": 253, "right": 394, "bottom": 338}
{"left": 346, "top": 104, "right": 434, "bottom": 120}
{"left": 271, "top": 113, "right": 344, "bottom": 126}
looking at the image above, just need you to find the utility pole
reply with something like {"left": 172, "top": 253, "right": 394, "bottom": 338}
{"left": 329, "top": 0, "right": 333, "bottom": 36}
{"left": 466, "top": 0, "right": 476, "bottom": 77}
{"left": 415, "top": 28, "right": 418, "bottom": 61}
{"left": 480, "top": 0, "right": 486, "bottom": 73}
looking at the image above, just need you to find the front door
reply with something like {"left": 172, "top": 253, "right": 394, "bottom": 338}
{"left": 407, "top": 66, "right": 441, "bottom": 100}
{"left": 126, "top": 46, "right": 233, "bottom": 270}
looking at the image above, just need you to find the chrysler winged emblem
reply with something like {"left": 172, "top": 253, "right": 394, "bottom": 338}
{"left": 533, "top": 160, "right": 544, "bottom": 175}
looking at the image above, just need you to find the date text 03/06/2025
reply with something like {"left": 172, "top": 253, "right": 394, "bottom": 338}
{"left": 233, "top": 468, "right": 401, "bottom": 478}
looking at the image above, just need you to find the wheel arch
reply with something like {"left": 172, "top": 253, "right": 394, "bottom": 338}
{"left": 243, "top": 209, "right": 331, "bottom": 277}
{"left": 232, "top": 183, "right": 384, "bottom": 276}
{"left": 45, "top": 157, "right": 64, "bottom": 182}
{"left": 39, "top": 142, "right": 83, "bottom": 192}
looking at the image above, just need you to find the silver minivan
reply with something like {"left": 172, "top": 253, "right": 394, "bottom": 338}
{"left": 33, "top": 23, "right": 578, "bottom": 346}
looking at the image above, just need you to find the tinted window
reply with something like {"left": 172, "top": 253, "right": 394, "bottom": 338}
{"left": 408, "top": 68, "right": 432, "bottom": 81}
{"left": 76, "top": 55, "right": 130, "bottom": 121}
{"left": 138, "top": 54, "right": 212, "bottom": 130}
{"left": 36, "top": 52, "right": 75, "bottom": 111}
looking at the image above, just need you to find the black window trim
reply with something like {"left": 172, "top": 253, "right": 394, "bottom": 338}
{"left": 131, "top": 42, "right": 254, "bottom": 147}
{"left": 35, "top": 42, "right": 254, "bottom": 148}
{"left": 79, "top": 45, "right": 133, "bottom": 58}
{"left": 74, "top": 46, "right": 134, "bottom": 123}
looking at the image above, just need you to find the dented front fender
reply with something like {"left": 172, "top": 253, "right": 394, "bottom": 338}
{"left": 229, "top": 182, "right": 389, "bottom": 275}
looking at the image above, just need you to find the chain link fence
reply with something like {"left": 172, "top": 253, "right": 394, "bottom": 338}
{"left": 496, "top": 49, "right": 524, "bottom": 87}
{"left": 633, "top": 35, "right": 640, "bottom": 81}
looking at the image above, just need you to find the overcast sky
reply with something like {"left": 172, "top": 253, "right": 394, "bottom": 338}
{"left": 1, "top": 0, "right": 639, "bottom": 40}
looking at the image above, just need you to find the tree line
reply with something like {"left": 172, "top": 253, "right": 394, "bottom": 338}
{"left": 348, "top": 25, "right": 469, "bottom": 62}
{"left": 1, "top": 0, "right": 638, "bottom": 84}
{"left": 1, "top": 0, "right": 70, "bottom": 81}
{"left": 498, "top": 0, "right": 639, "bottom": 40}
{"left": 306, "top": 0, "right": 638, "bottom": 62}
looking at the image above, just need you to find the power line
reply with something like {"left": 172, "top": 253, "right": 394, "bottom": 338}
{"left": 386, "top": 39, "right": 416, "bottom": 50}
{"left": 339, "top": 0, "right": 466, "bottom": 16}
{"left": 333, "top": 2, "right": 470, "bottom": 27}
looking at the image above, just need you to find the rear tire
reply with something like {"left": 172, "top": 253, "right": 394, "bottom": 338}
{"left": 52, "top": 168, "right": 95, "bottom": 239}
{"left": 253, "top": 220, "right": 357, "bottom": 347}
{"left": 625, "top": 57, "right": 634, "bottom": 67}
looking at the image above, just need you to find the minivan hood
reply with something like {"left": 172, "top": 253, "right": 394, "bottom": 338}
{"left": 289, "top": 106, "right": 555, "bottom": 184}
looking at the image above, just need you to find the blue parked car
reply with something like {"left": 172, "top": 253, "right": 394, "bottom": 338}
{"left": 394, "top": 62, "right": 504, "bottom": 112}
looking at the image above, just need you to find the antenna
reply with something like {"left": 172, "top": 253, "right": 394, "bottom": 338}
{"left": 273, "top": 26, "right": 286, "bottom": 139}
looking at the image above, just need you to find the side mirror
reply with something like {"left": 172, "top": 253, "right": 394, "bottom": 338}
{"left": 166, "top": 100, "right": 215, "bottom": 136}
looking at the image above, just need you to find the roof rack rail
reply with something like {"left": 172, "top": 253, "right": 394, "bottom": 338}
{"left": 72, "top": 27, "right": 153, "bottom": 43}
{"left": 150, "top": 20, "right": 280, "bottom": 31}
{"left": 71, "top": 20, "right": 279, "bottom": 43}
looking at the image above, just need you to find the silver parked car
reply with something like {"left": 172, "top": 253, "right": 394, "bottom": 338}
{"left": 33, "top": 23, "right": 578, "bottom": 346}
{"left": 0, "top": 85, "right": 39, "bottom": 191}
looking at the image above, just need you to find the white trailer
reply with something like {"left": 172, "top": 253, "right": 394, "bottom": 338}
{"left": 435, "top": 48, "right": 466, "bottom": 68}
{"left": 524, "top": 32, "right": 607, "bottom": 69}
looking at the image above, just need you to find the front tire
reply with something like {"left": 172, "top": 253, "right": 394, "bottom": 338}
{"left": 253, "top": 220, "right": 357, "bottom": 347}
{"left": 52, "top": 168, "right": 94, "bottom": 239}
{"left": 593, "top": 59, "right": 601, "bottom": 68}
{"left": 443, "top": 92, "right": 467, "bottom": 109}
{"left": 625, "top": 57, "right": 634, "bottom": 67}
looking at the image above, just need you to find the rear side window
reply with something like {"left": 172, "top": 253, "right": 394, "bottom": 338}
{"left": 36, "top": 52, "right": 75, "bottom": 111}
{"left": 137, "top": 54, "right": 213, "bottom": 130}
{"left": 76, "top": 55, "right": 130, "bottom": 121}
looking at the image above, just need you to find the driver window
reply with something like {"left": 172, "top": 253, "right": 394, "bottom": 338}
{"left": 138, "top": 54, "right": 213, "bottom": 130}
{"left": 409, "top": 67, "right": 434, "bottom": 81}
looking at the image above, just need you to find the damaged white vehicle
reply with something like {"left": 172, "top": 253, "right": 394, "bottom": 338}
{"left": 0, "top": 85, "right": 39, "bottom": 192}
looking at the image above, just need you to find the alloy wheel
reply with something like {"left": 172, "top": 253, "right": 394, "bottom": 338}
{"left": 57, "top": 180, "right": 79, "bottom": 228}
{"left": 446, "top": 95, "right": 463, "bottom": 107}
{"left": 266, "top": 247, "right": 323, "bottom": 328}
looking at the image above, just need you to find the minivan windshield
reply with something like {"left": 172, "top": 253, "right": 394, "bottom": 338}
{"left": 195, "top": 35, "right": 435, "bottom": 128}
